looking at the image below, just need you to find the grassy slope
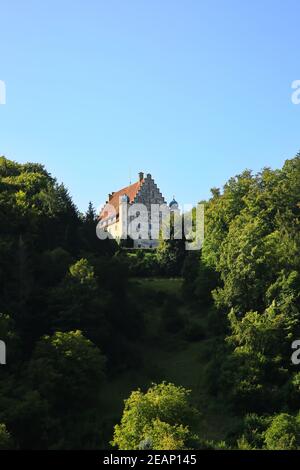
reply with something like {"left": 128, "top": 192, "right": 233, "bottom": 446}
{"left": 101, "top": 278, "right": 238, "bottom": 447}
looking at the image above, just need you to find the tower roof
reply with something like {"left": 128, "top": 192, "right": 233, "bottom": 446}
{"left": 169, "top": 197, "right": 178, "bottom": 208}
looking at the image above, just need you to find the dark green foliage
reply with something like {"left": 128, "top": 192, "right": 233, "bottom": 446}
{"left": 0, "top": 423, "right": 13, "bottom": 449}
{"left": 157, "top": 236, "right": 186, "bottom": 277}
{"left": 124, "top": 250, "right": 160, "bottom": 277}
{"left": 0, "top": 156, "right": 144, "bottom": 448}
{"left": 198, "top": 152, "right": 300, "bottom": 422}
{"left": 28, "top": 331, "right": 105, "bottom": 411}
{"left": 161, "top": 297, "right": 184, "bottom": 334}
{"left": 236, "top": 412, "right": 300, "bottom": 450}
{"left": 184, "top": 319, "right": 206, "bottom": 342}
{"left": 1, "top": 152, "right": 300, "bottom": 450}
{"left": 182, "top": 253, "right": 199, "bottom": 300}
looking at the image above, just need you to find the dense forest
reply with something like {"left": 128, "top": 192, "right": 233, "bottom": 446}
{"left": 0, "top": 153, "right": 299, "bottom": 450}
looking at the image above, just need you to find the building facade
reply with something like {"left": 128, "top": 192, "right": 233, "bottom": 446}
{"left": 99, "top": 172, "right": 168, "bottom": 248}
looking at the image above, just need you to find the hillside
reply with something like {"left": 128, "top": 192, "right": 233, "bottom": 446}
{"left": 0, "top": 154, "right": 300, "bottom": 450}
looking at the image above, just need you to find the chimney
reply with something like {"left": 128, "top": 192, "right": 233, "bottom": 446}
{"left": 139, "top": 172, "right": 144, "bottom": 181}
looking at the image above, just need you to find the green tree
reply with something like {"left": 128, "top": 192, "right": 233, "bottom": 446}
{"left": 157, "top": 239, "right": 185, "bottom": 276}
{"left": 48, "top": 259, "right": 111, "bottom": 347}
{"left": 27, "top": 331, "right": 106, "bottom": 448}
{"left": 85, "top": 201, "right": 97, "bottom": 223}
{"left": 0, "top": 423, "right": 13, "bottom": 449}
{"left": 111, "top": 382, "right": 199, "bottom": 450}
{"left": 265, "top": 413, "right": 300, "bottom": 450}
{"left": 28, "top": 330, "right": 106, "bottom": 410}
{"left": 142, "top": 418, "right": 190, "bottom": 450}
{"left": 69, "top": 258, "right": 96, "bottom": 285}
{"left": 200, "top": 153, "right": 300, "bottom": 415}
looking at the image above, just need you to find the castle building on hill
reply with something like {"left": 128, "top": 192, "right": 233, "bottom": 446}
{"left": 99, "top": 172, "right": 177, "bottom": 249}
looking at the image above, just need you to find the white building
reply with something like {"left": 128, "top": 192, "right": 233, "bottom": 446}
{"left": 99, "top": 172, "right": 173, "bottom": 248}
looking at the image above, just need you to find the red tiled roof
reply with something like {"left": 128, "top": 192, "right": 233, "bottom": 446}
{"left": 99, "top": 179, "right": 144, "bottom": 221}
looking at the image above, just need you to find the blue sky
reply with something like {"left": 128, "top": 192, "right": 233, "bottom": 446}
{"left": 0, "top": 0, "right": 299, "bottom": 212}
